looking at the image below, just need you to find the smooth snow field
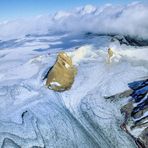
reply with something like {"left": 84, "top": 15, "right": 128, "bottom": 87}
{"left": 0, "top": 32, "right": 147, "bottom": 148}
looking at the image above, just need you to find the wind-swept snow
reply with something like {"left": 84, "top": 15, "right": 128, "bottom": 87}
{"left": 0, "top": 32, "right": 147, "bottom": 147}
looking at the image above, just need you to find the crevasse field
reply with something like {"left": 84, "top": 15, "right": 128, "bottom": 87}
{"left": 0, "top": 3, "right": 148, "bottom": 148}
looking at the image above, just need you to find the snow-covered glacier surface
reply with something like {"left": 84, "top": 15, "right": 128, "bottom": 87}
{"left": 0, "top": 32, "right": 147, "bottom": 148}
{"left": 0, "top": 2, "right": 148, "bottom": 148}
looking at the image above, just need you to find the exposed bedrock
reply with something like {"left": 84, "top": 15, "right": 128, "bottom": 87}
{"left": 45, "top": 52, "right": 77, "bottom": 91}
{"left": 119, "top": 79, "right": 148, "bottom": 148}
{"left": 105, "top": 79, "right": 148, "bottom": 148}
{"left": 85, "top": 32, "right": 148, "bottom": 46}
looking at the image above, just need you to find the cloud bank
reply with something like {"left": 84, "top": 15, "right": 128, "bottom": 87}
{"left": 0, "top": 2, "right": 148, "bottom": 40}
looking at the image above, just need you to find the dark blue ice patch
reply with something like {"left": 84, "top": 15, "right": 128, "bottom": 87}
{"left": 128, "top": 79, "right": 148, "bottom": 118}
{"left": 128, "top": 79, "right": 148, "bottom": 90}
{"left": 34, "top": 48, "right": 49, "bottom": 52}
{"left": 132, "top": 97, "right": 148, "bottom": 116}
{"left": 131, "top": 86, "right": 148, "bottom": 102}
{"left": 128, "top": 79, "right": 148, "bottom": 103}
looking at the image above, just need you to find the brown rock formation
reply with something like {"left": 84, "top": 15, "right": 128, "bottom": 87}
{"left": 46, "top": 52, "right": 77, "bottom": 91}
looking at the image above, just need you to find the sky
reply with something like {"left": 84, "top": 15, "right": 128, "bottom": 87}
{"left": 0, "top": 0, "right": 147, "bottom": 21}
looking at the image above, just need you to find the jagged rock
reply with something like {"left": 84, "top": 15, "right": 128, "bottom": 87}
{"left": 46, "top": 52, "right": 77, "bottom": 91}
{"left": 133, "top": 108, "right": 148, "bottom": 119}
{"left": 121, "top": 101, "right": 134, "bottom": 118}
{"left": 139, "top": 128, "right": 148, "bottom": 148}
{"left": 105, "top": 89, "right": 133, "bottom": 101}
{"left": 107, "top": 48, "right": 114, "bottom": 63}
{"left": 85, "top": 32, "right": 148, "bottom": 46}
{"left": 111, "top": 34, "right": 148, "bottom": 46}
{"left": 105, "top": 79, "right": 148, "bottom": 148}
{"left": 121, "top": 79, "right": 148, "bottom": 148}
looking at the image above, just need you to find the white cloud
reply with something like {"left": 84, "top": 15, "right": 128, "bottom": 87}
{"left": 0, "top": 2, "right": 148, "bottom": 40}
{"left": 0, "top": 15, "right": 52, "bottom": 40}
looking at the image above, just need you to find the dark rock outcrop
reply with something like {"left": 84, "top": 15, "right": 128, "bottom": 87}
{"left": 85, "top": 32, "right": 148, "bottom": 46}
{"left": 105, "top": 79, "right": 148, "bottom": 148}
{"left": 121, "top": 79, "right": 148, "bottom": 148}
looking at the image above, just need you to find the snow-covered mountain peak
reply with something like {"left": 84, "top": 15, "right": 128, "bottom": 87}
{"left": 79, "top": 4, "right": 96, "bottom": 15}
{"left": 53, "top": 11, "right": 72, "bottom": 20}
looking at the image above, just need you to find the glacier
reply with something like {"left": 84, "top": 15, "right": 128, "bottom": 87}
{"left": 0, "top": 3, "right": 148, "bottom": 148}
{"left": 0, "top": 32, "right": 147, "bottom": 148}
